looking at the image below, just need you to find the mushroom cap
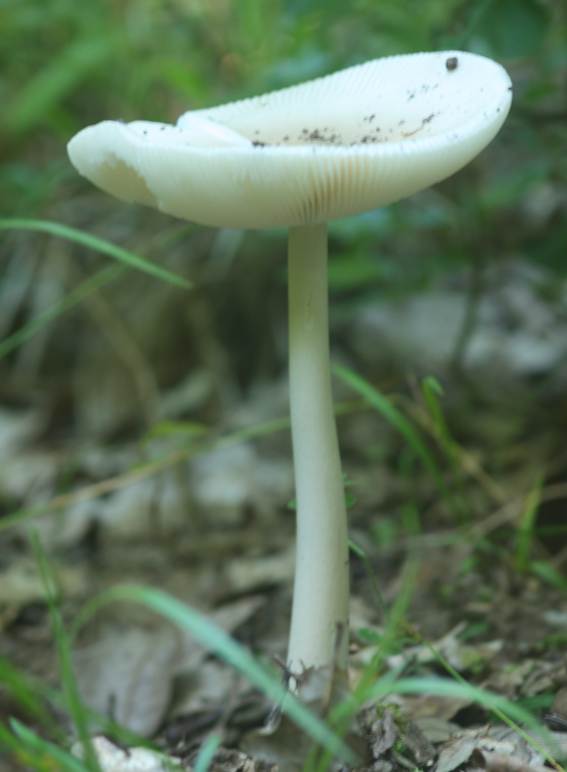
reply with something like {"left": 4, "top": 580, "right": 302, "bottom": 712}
{"left": 68, "top": 51, "right": 512, "bottom": 229}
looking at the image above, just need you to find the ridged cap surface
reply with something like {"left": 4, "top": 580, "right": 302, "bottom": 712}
{"left": 68, "top": 51, "right": 512, "bottom": 229}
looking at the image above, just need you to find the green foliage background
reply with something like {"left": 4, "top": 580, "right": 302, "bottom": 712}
{"left": 0, "top": 0, "right": 565, "bottom": 412}
{"left": 1, "top": 0, "right": 565, "bottom": 244}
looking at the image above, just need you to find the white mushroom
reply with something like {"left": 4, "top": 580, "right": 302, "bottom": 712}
{"left": 67, "top": 50, "right": 512, "bottom": 682}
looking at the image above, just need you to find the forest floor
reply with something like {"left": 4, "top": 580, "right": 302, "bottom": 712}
{"left": 1, "top": 242, "right": 567, "bottom": 771}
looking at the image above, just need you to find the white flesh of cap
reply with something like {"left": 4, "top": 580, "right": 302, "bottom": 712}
{"left": 67, "top": 51, "right": 512, "bottom": 229}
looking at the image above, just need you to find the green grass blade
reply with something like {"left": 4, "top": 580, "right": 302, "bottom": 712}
{"left": 0, "top": 660, "right": 157, "bottom": 760}
{"left": 194, "top": 733, "right": 222, "bottom": 772}
{"left": 0, "top": 219, "right": 192, "bottom": 289}
{"left": 364, "top": 676, "right": 562, "bottom": 770}
{"left": 30, "top": 533, "right": 102, "bottom": 772}
{"left": 421, "top": 376, "right": 451, "bottom": 448}
{"left": 8, "top": 719, "right": 87, "bottom": 771}
{"left": 530, "top": 560, "right": 567, "bottom": 592}
{"left": 401, "top": 622, "right": 564, "bottom": 770}
{"left": 4, "top": 37, "right": 112, "bottom": 135}
{"left": 70, "top": 584, "right": 356, "bottom": 765}
{"left": 316, "top": 559, "right": 419, "bottom": 772}
{"left": 0, "top": 722, "right": 35, "bottom": 768}
{"left": 420, "top": 375, "right": 470, "bottom": 521}
{"left": 515, "top": 476, "right": 543, "bottom": 573}
{"left": 333, "top": 364, "right": 446, "bottom": 495}
{"left": 0, "top": 265, "right": 123, "bottom": 360}
{"left": 368, "top": 676, "right": 538, "bottom": 724}
{"left": 0, "top": 658, "right": 59, "bottom": 736}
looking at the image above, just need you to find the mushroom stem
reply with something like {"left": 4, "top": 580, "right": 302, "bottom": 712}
{"left": 287, "top": 223, "right": 349, "bottom": 675}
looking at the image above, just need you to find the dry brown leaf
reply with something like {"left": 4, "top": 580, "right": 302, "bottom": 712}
{"left": 74, "top": 625, "right": 181, "bottom": 736}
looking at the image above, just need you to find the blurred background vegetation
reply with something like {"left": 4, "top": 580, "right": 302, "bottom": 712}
{"left": 0, "top": 1, "right": 567, "bottom": 765}
{"left": 0, "top": 0, "right": 566, "bottom": 519}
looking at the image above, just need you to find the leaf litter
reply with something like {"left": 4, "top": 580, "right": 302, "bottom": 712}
{"left": 2, "top": 238, "right": 567, "bottom": 770}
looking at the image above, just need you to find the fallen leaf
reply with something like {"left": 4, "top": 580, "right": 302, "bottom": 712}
{"left": 74, "top": 625, "right": 181, "bottom": 736}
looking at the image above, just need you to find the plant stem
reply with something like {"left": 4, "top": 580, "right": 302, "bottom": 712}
{"left": 287, "top": 223, "right": 349, "bottom": 674}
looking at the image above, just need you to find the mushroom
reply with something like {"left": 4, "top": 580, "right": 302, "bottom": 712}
{"left": 67, "top": 51, "right": 512, "bottom": 684}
